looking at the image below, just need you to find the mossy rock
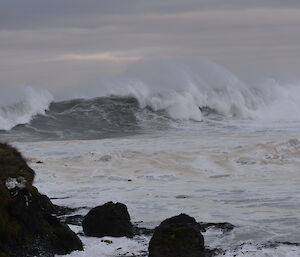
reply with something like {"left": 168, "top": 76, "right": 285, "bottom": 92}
{"left": 0, "top": 143, "right": 34, "bottom": 185}
{"left": 149, "top": 225, "right": 205, "bottom": 257}
{"left": 0, "top": 252, "right": 8, "bottom": 257}
{"left": 148, "top": 214, "right": 205, "bottom": 257}
{"left": 0, "top": 184, "right": 10, "bottom": 208}
{"left": 0, "top": 143, "right": 83, "bottom": 257}
{"left": 82, "top": 201, "right": 133, "bottom": 238}
{"left": 0, "top": 143, "right": 36, "bottom": 243}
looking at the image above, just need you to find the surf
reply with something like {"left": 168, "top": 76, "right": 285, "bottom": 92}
{"left": 1, "top": 60, "right": 300, "bottom": 142}
{"left": 0, "top": 86, "right": 53, "bottom": 131}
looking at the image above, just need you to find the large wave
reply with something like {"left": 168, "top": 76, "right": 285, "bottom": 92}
{"left": 1, "top": 60, "right": 300, "bottom": 138}
{"left": 0, "top": 86, "right": 53, "bottom": 130}
{"left": 103, "top": 60, "right": 300, "bottom": 122}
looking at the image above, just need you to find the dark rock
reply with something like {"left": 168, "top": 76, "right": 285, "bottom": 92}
{"left": 45, "top": 215, "right": 83, "bottom": 255}
{"left": 175, "top": 195, "right": 191, "bottom": 199}
{"left": 63, "top": 214, "right": 84, "bottom": 226}
{"left": 39, "top": 194, "right": 58, "bottom": 214}
{"left": 0, "top": 142, "right": 35, "bottom": 184}
{"left": 262, "top": 241, "right": 300, "bottom": 248}
{"left": 148, "top": 213, "right": 205, "bottom": 257}
{"left": 55, "top": 205, "right": 80, "bottom": 216}
{"left": 0, "top": 143, "right": 83, "bottom": 257}
{"left": 101, "top": 239, "right": 113, "bottom": 244}
{"left": 132, "top": 225, "right": 154, "bottom": 236}
{"left": 276, "top": 241, "right": 300, "bottom": 246}
{"left": 204, "top": 248, "right": 224, "bottom": 257}
{"left": 159, "top": 213, "right": 234, "bottom": 233}
{"left": 82, "top": 201, "right": 133, "bottom": 237}
{"left": 199, "top": 221, "right": 234, "bottom": 233}
{"left": 159, "top": 213, "right": 200, "bottom": 230}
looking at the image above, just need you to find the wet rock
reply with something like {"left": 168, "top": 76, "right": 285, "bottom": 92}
{"left": 0, "top": 143, "right": 83, "bottom": 257}
{"left": 44, "top": 214, "right": 83, "bottom": 255}
{"left": 132, "top": 224, "right": 154, "bottom": 236}
{"left": 204, "top": 248, "right": 224, "bottom": 257}
{"left": 63, "top": 214, "right": 84, "bottom": 226}
{"left": 148, "top": 213, "right": 205, "bottom": 257}
{"left": 82, "top": 201, "right": 133, "bottom": 237}
{"left": 198, "top": 221, "right": 234, "bottom": 233}
{"left": 39, "top": 194, "right": 57, "bottom": 214}
{"left": 159, "top": 213, "right": 200, "bottom": 230}
{"left": 262, "top": 241, "right": 300, "bottom": 248}
{"left": 175, "top": 195, "right": 191, "bottom": 199}
{"left": 277, "top": 241, "right": 300, "bottom": 246}
{"left": 54, "top": 205, "right": 79, "bottom": 216}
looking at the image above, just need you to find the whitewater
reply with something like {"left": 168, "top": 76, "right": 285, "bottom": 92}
{"left": 1, "top": 61, "right": 300, "bottom": 256}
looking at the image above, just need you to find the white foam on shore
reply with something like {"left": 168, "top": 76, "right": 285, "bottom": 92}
{"left": 58, "top": 225, "right": 149, "bottom": 257}
{"left": 14, "top": 131, "right": 300, "bottom": 256}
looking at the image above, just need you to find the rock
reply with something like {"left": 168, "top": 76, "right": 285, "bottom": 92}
{"left": 82, "top": 201, "right": 133, "bottom": 237}
{"left": 55, "top": 205, "right": 79, "bottom": 216}
{"left": 44, "top": 214, "right": 83, "bottom": 255}
{"left": 148, "top": 213, "right": 205, "bottom": 257}
{"left": 159, "top": 213, "right": 200, "bottom": 230}
{"left": 38, "top": 194, "right": 58, "bottom": 214}
{"left": 198, "top": 221, "right": 234, "bottom": 233}
{"left": 0, "top": 143, "right": 83, "bottom": 257}
{"left": 63, "top": 214, "right": 84, "bottom": 226}
{"left": 132, "top": 225, "right": 154, "bottom": 236}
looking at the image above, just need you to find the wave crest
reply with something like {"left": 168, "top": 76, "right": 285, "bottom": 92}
{"left": 104, "top": 60, "right": 300, "bottom": 122}
{"left": 0, "top": 87, "right": 53, "bottom": 130}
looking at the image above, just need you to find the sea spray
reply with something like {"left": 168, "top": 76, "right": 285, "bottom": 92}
{"left": 104, "top": 60, "right": 300, "bottom": 121}
{"left": 1, "top": 60, "right": 300, "bottom": 141}
{"left": 0, "top": 86, "right": 53, "bottom": 130}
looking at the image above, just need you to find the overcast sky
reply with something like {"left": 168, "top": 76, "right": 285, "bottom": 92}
{"left": 1, "top": 0, "right": 300, "bottom": 95}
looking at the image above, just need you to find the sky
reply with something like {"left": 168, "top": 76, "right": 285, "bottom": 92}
{"left": 1, "top": 0, "right": 300, "bottom": 95}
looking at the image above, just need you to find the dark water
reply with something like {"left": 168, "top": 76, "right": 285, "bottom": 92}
{"left": 3, "top": 94, "right": 297, "bottom": 143}
{"left": 0, "top": 96, "right": 175, "bottom": 142}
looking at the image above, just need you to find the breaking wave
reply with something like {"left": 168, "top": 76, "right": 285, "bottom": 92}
{"left": 104, "top": 60, "right": 300, "bottom": 122}
{"left": 0, "top": 86, "right": 53, "bottom": 130}
{"left": 1, "top": 60, "right": 300, "bottom": 141}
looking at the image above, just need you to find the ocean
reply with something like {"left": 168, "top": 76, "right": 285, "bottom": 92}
{"left": 1, "top": 61, "right": 300, "bottom": 256}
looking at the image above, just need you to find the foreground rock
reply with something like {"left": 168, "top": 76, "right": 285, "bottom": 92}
{"left": 82, "top": 201, "right": 134, "bottom": 237}
{"left": 0, "top": 143, "right": 83, "bottom": 257}
{"left": 148, "top": 214, "right": 205, "bottom": 257}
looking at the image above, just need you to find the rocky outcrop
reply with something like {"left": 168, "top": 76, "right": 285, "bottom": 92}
{"left": 148, "top": 213, "right": 233, "bottom": 257}
{"left": 0, "top": 143, "right": 83, "bottom": 257}
{"left": 198, "top": 221, "right": 234, "bottom": 233}
{"left": 159, "top": 213, "right": 200, "bottom": 230}
{"left": 148, "top": 213, "right": 205, "bottom": 257}
{"left": 82, "top": 201, "right": 133, "bottom": 237}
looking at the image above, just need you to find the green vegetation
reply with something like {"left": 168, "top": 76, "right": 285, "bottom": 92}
{"left": 0, "top": 142, "right": 34, "bottom": 185}
{"left": 0, "top": 143, "right": 83, "bottom": 256}
{"left": 0, "top": 252, "right": 9, "bottom": 257}
{"left": 0, "top": 143, "right": 35, "bottom": 246}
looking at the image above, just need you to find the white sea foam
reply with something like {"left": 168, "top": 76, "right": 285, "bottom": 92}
{"left": 14, "top": 131, "right": 300, "bottom": 257}
{"left": 103, "top": 60, "right": 300, "bottom": 122}
{"left": 1, "top": 61, "right": 300, "bottom": 131}
{"left": 0, "top": 86, "right": 53, "bottom": 130}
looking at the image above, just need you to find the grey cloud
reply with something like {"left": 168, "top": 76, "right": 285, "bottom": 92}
{"left": 0, "top": 0, "right": 300, "bottom": 92}
{"left": 1, "top": 0, "right": 300, "bottom": 30}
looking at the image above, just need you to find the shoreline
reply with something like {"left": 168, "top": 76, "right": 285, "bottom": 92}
{"left": 7, "top": 133, "right": 300, "bottom": 256}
